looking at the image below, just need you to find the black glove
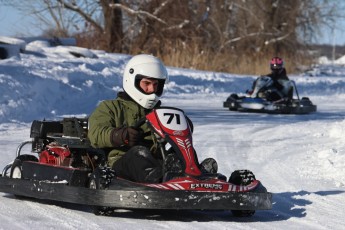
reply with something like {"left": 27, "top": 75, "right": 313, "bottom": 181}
{"left": 125, "top": 127, "right": 143, "bottom": 147}
{"left": 111, "top": 127, "right": 143, "bottom": 147}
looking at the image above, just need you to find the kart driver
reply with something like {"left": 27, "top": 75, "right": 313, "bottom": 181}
{"left": 88, "top": 54, "right": 216, "bottom": 183}
{"left": 251, "top": 56, "right": 293, "bottom": 101}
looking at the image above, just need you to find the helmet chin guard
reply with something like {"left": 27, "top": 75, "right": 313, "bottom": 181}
{"left": 123, "top": 54, "right": 168, "bottom": 109}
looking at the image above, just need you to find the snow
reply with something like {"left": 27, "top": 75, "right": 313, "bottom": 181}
{"left": 1, "top": 38, "right": 345, "bottom": 229}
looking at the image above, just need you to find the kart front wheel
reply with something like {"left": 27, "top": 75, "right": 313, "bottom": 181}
{"left": 229, "top": 169, "right": 256, "bottom": 217}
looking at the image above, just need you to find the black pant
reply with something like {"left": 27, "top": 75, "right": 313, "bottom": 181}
{"left": 266, "top": 91, "right": 282, "bottom": 101}
{"left": 113, "top": 146, "right": 162, "bottom": 183}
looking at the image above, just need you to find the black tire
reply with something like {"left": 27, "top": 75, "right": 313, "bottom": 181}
{"left": 229, "top": 170, "right": 256, "bottom": 217}
{"left": 88, "top": 169, "right": 104, "bottom": 190}
{"left": 0, "top": 47, "right": 8, "bottom": 59}
{"left": 10, "top": 155, "right": 38, "bottom": 179}
{"left": 88, "top": 167, "right": 114, "bottom": 215}
{"left": 10, "top": 155, "right": 38, "bottom": 198}
{"left": 10, "top": 159, "right": 24, "bottom": 179}
{"left": 230, "top": 93, "right": 239, "bottom": 100}
{"left": 228, "top": 94, "right": 239, "bottom": 111}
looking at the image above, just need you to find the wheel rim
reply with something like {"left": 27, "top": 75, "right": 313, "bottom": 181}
{"left": 89, "top": 179, "right": 97, "bottom": 189}
{"left": 11, "top": 166, "right": 22, "bottom": 179}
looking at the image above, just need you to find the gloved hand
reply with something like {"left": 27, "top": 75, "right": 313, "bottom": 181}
{"left": 111, "top": 127, "right": 143, "bottom": 147}
{"left": 125, "top": 127, "right": 143, "bottom": 147}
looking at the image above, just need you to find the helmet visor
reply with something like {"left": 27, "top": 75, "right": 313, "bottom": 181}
{"left": 134, "top": 74, "right": 166, "bottom": 96}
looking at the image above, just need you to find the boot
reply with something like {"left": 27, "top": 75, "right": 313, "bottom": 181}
{"left": 144, "top": 167, "right": 163, "bottom": 183}
{"left": 200, "top": 158, "right": 218, "bottom": 174}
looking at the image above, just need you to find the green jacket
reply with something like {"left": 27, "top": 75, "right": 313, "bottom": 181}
{"left": 88, "top": 92, "right": 158, "bottom": 167}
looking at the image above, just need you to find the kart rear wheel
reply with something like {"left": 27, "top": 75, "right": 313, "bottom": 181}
{"left": 229, "top": 169, "right": 256, "bottom": 217}
{"left": 88, "top": 167, "right": 114, "bottom": 216}
{"left": 10, "top": 155, "right": 38, "bottom": 198}
{"left": 10, "top": 155, "right": 38, "bottom": 179}
{"left": 10, "top": 159, "right": 23, "bottom": 179}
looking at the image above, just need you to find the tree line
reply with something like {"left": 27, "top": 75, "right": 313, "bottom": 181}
{"left": 7, "top": 0, "right": 344, "bottom": 74}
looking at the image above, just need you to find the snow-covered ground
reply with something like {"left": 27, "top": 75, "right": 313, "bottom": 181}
{"left": 0, "top": 37, "right": 345, "bottom": 229}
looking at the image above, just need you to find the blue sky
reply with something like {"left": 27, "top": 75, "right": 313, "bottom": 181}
{"left": 0, "top": 4, "right": 46, "bottom": 37}
{"left": 1, "top": 4, "right": 345, "bottom": 46}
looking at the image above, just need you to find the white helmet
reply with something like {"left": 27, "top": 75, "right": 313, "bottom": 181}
{"left": 123, "top": 54, "right": 168, "bottom": 109}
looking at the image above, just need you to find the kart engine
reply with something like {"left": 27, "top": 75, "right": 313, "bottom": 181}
{"left": 39, "top": 142, "right": 71, "bottom": 166}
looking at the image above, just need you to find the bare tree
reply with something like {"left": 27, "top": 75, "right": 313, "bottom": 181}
{"left": 203, "top": 0, "right": 342, "bottom": 51}
{"left": 7, "top": 0, "right": 345, "bottom": 73}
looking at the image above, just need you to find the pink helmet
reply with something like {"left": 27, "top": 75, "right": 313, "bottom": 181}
{"left": 270, "top": 57, "right": 284, "bottom": 71}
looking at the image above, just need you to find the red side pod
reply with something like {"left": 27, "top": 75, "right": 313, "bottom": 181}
{"left": 170, "top": 135, "right": 201, "bottom": 176}
{"left": 145, "top": 111, "right": 165, "bottom": 138}
{"left": 146, "top": 109, "right": 201, "bottom": 176}
{"left": 146, "top": 178, "right": 260, "bottom": 192}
